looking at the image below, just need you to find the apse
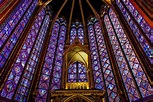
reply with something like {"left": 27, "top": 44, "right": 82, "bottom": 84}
{"left": 0, "top": 0, "right": 153, "bottom": 102}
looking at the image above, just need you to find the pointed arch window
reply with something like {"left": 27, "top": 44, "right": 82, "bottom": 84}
{"left": 70, "top": 22, "right": 84, "bottom": 44}
{"left": 0, "top": 0, "right": 35, "bottom": 48}
{"left": 35, "top": 17, "right": 67, "bottom": 102}
{"left": 121, "top": 0, "right": 152, "bottom": 41}
{"left": 104, "top": 8, "right": 153, "bottom": 101}
{"left": 1, "top": 9, "right": 46, "bottom": 100}
{"left": 116, "top": 0, "right": 153, "bottom": 63}
{"left": 0, "top": 0, "right": 38, "bottom": 69}
{"left": 14, "top": 14, "right": 50, "bottom": 102}
{"left": 70, "top": 25, "right": 77, "bottom": 44}
{"left": 88, "top": 17, "right": 119, "bottom": 101}
{"left": 50, "top": 22, "right": 67, "bottom": 91}
{"left": 69, "top": 22, "right": 85, "bottom": 89}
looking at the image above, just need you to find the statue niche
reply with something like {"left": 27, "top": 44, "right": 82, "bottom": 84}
{"left": 50, "top": 40, "right": 106, "bottom": 102}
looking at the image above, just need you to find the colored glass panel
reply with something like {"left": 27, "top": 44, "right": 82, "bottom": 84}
{"left": 78, "top": 62, "right": 87, "bottom": 82}
{"left": 70, "top": 22, "right": 84, "bottom": 44}
{"left": 14, "top": 15, "right": 50, "bottom": 102}
{"left": 35, "top": 19, "right": 60, "bottom": 102}
{"left": 104, "top": 15, "right": 140, "bottom": 101}
{"left": 0, "top": 0, "right": 29, "bottom": 30}
{"left": 78, "top": 27, "right": 84, "bottom": 44}
{"left": 0, "top": 0, "right": 37, "bottom": 69}
{"left": 0, "top": 9, "right": 45, "bottom": 99}
{"left": 93, "top": 21, "right": 119, "bottom": 101}
{"left": 68, "top": 62, "right": 87, "bottom": 82}
{"left": 122, "top": 0, "right": 153, "bottom": 42}
{"left": 70, "top": 27, "right": 77, "bottom": 44}
{"left": 50, "top": 23, "right": 66, "bottom": 91}
{"left": 68, "top": 62, "right": 77, "bottom": 82}
{"left": 0, "top": 0, "right": 33, "bottom": 48}
{"left": 69, "top": 22, "right": 84, "bottom": 84}
{"left": 116, "top": 1, "right": 153, "bottom": 63}
{"left": 109, "top": 8, "right": 153, "bottom": 98}
{"left": 88, "top": 23, "right": 104, "bottom": 90}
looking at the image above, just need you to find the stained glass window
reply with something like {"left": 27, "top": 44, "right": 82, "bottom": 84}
{"left": 108, "top": 8, "right": 153, "bottom": 98}
{"left": 0, "top": 0, "right": 37, "bottom": 69}
{"left": 104, "top": 14, "right": 140, "bottom": 101}
{"left": 116, "top": 0, "right": 153, "bottom": 63}
{"left": 121, "top": 0, "right": 152, "bottom": 42}
{"left": 70, "top": 25, "right": 77, "bottom": 44}
{"left": 88, "top": 21, "right": 104, "bottom": 90}
{"left": 104, "top": 8, "right": 153, "bottom": 101}
{"left": 14, "top": 15, "right": 50, "bottom": 102}
{"left": 0, "top": 0, "right": 34, "bottom": 48}
{"left": 68, "top": 62, "right": 87, "bottom": 82}
{"left": 88, "top": 17, "right": 119, "bottom": 101}
{"left": 1, "top": 9, "right": 45, "bottom": 100}
{"left": 68, "top": 22, "right": 86, "bottom": 83}
{"left": 50, "top": 22, "right": 67, "bottom": 91}
{"left": 94, "top": 20, "right": 119, "bottom": 101}
{"left": 78, "top": 62, "right": 87, "bottom": 82}
{"left": 0, "top": 0, "right": 31, "bottom": 30}
{"left": 68, "top": 62, "right": 77, "bottom": 82}
{"left": 70, "top": 22, "right": 84, "bottom": 44}
{"left": 35, "top": 18, "right": 66, "bottom": 102}
{"left": 78, "top": 25, "right": 84, "bottom": 44}
{"left": 35, "top": 20, "right": 60, "bottom": 102}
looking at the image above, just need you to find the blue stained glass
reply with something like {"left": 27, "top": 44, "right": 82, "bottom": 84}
{"left": 0, "top": 0, "right": 37, "bottom": 69}
{"left": 93, "top": 20, "right": 119, "bottom": 101}
{"left": 0, "top": 9, "right": 45, "bottom": 99}
{"left": 35, "top": 18, "right": 65, "bottom": 101}
{"left": 68, "top": 62, "right": 87, "bottom": 82}
{"left": 88, "top": 23, "right": 104, "bottom": 90}
{"left": 121, "top": 0, "right": 152, "bottom": 42}
{"left": 78, "top": 27, "right": 84, "bottom": 44}
{"left": 70, "top": 27, "right": 77, "bottom": 44}
{"left": 104, "top": 14, "right": 140, "bottom": 101}
{"left": 51, "top": 24, "right": 66, "bottom": 91}
{"left": 0, "top": 0, "right": 33, "bottom": 48}
{"left": 78, "top": 62, "right": 87, "bottom": 82}
{"left": 116, "top": 1, "right": 153, "bottom": 63}
{"left": 68, "top": 62, "right": 77, "bottom": 82}
{"left": 109, "top": 8, "right": 153, "bottom": 98}
{"left": 70, "top": 22, "right": 84, "bottom": 44}
{"left": 14, "top": 15, "right": 50, "bottom": 102}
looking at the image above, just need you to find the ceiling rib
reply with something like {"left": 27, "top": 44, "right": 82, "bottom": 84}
{"left": 51, "top": 0, "right": 68, "bottom": 29}
{"left": 67, "top": 0, "right": 75, "bottom": 44}
{"left": 79, "top": 0, "right": 87, "bottom": 44}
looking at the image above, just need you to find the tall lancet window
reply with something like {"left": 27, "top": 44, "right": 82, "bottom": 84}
{"left": 0, "top": 0, "right": 38, "bottom": 69}
{"left": 88, "top": 17, "right": 119, "bottom": 101}
{"left": 1, "top": 8, "right": 46, "bottom": 100}
{"left": 70, "top": 22, "right": 84, "bottom": 44}
{"left": 35, "top": 17, "right": 67, "bottom": 102}
{"left": 121, "top": 0, "right": 152, "bottom": 41}
{"left": 116, "top": 0, "right": 153, "bottom": 63}
{"left": 70, "top": 24, "right": 77, "bottom": 44}
{"left": 68, "top": 22, "right": 85, "bottom": 89}
{"left": 104, "top": 8, "right": 153, "bottom": 101}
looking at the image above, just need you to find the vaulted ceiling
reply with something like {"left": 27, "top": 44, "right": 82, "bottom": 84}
{"left": 47, "top": 0, "right": 105, "bottom": 22}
